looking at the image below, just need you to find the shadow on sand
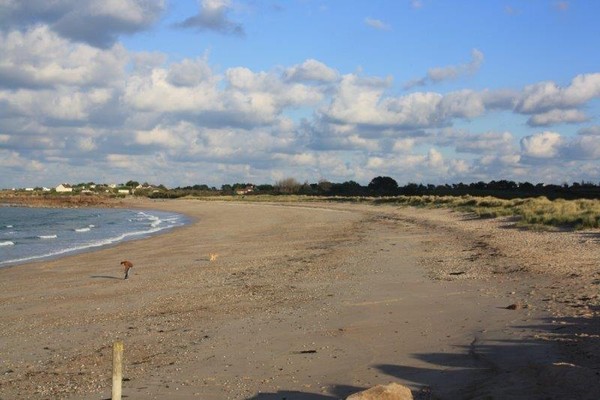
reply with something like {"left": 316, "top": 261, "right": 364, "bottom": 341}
{"left": 246, "top": 385, "right": 364, "bottom": 400}
{"left": 373, "top": 306, "right": 600, "bottom": 399}
{"left": 245, "top": 307, "right": 599, "bottom": 400}
{"left": 90, "top": 275, "right": 123, "bottom": 280}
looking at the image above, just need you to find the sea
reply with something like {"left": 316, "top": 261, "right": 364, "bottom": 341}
{"left": 0, "top": 206, "right": 189, "bottom": 267}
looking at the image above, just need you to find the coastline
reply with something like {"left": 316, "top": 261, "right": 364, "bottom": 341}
{"left": 0, "top": 194, "right": 124, "bottom": 209}
{"left": 0, "top": 200, "right": 190, "bottom": 269}
{"left": 0, "top": 198, "right": 598, "bottom": 399}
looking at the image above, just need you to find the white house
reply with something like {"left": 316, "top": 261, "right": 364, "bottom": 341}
{"left": 55, "top": 184, "right": 73, "bottom": 193}
{"left": 236, "top": 185, "right": 255, "bottom": 195}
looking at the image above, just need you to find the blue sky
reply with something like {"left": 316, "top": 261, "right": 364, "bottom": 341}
{"left": 1, "top": 0, "right": 599, "bottom": 188}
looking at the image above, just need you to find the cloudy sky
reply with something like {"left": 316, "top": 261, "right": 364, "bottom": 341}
{"left": 1, "top": 0, "right": 599, "bottom": 188}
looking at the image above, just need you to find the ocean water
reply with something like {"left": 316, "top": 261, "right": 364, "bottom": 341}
{"left": 0, "top": 206, "right": 189, "bottom": 267}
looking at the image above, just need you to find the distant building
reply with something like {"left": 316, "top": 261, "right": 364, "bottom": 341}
{"left": 236, "top": 185, "right": 255, "bottom": 195}
{"left": 55, "top": 184, "right": 73, "bottom": 193}
{"left": 118, "top": 189, "right": 130, "bottom": 194}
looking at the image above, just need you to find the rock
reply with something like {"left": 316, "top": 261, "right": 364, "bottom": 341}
{"left": 505, "top": 302, "right": 528, "bottom": 310}
{"left": 346, "top": 383, "right": 413, "bottom": 400}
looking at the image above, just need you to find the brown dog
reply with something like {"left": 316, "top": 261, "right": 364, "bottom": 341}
{"left": 120, "top": 260, "right": 133, "bottom": 279}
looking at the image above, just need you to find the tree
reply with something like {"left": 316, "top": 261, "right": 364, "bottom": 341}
{"left": 274, "top": 178, "right": 301, "bottom": 194}
{"left": 368, "top": 176, "right": 398, "bottom": 196}
{"left": 317, "top": 179, "right": 333, "bottom": 194}
{"left": 221, "top": 184, "right": 233, "bottom": 194}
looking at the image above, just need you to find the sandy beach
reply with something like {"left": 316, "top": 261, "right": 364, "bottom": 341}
{"left": 0, "top": 199, "right": 598, "bottom": 399}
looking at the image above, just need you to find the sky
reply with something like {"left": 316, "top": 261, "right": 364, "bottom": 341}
{"left": 1, "top": 0, "right": 599, "bottom": 188}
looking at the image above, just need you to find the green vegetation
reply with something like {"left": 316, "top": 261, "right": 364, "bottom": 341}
{"left": 5, "top": 176, "right": 599, "bottom": 230}
{"left": 183, "top": 194, "right": 600, "bottom": 230}
{"left": 366, "top": 195, "right": 600, "bottom": 230}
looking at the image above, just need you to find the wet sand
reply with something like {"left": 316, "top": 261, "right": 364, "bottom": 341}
{"left": 0, "top": 199, "right": 598, "bottom": 399}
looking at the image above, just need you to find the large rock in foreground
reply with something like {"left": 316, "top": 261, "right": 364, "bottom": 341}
{"left": 346, "top": 383, "right": 413, "bottom": 400}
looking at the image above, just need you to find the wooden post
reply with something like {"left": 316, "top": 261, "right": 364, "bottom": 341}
{"left": 112, "top": 341, "right": 124, "bottom": 400}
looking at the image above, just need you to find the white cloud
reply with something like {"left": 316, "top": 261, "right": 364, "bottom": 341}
{"left": 77, "top": 137, "right": 97, "bottom": 151}
{"left": 392, "top": 138, "right": 415, "bottom": 152}
{"left": 562, "top": 135, "right": 600, "bottom": 160}
{"left": 123, "top": 64, "right": 222, "bottom": 113}
{"left": 284, "top": 59, "right": 338, "bottom": 83}
{"left": 520, "top": 131, "right": 563, "bottom": 158}
{"left": 427, "top": 148, "right": 445, "bottom": 170}
{"left": 437, "top": 90, "right": 485, "bottom": 119}
{"left": 323, "top": 74, "right": 446, "bottom": 128}
{"left": 135, "top": 124, "right": 189, "bottom": 149}
{"left": 175, "top": 0, "right": 244, "bottom": 36}
{"left": 365, "top": 18, "right": 391, "bottom": 31}
{"left": 527, "top": 109, "right": 587, "bottom": 126}
{"left": 515, "top": 73, "right": 600, "bottom": 114}
{"left": 0, "top": 0, "right": 166, "bottom": 48}
{"left": 0, "top": 20, "right": 597, "bottom": 189}
{"left": 0, "top": 25, "right": 128, "bottom": 89}
{"left": 405, "top": 49, "right": 484, "bottom": 89}
{"left": 167, "top": 57, "right": 214, "bottom": 87}
{"left": 578, "top": 125, "right": 600, "bottom": 136}
{"left": 0, "top": 149, "right": 43, "bottom": 170}
{"left": 0, "top": 87, "right": 114, "bottom": 122}
{"left": 455, "top": 131, "right": 514, "bottom": 154}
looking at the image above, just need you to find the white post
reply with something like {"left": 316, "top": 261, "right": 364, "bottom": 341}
{"left": 112, "top": 341, "right": 124, "bottom": 400}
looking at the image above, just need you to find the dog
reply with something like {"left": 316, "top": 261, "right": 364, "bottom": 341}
{"left": 120, "top": 260, "right": 133, "bottom": 279}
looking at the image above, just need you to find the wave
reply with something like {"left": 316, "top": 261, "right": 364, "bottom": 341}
{"left": 0, "top": 224, "right": 173, "bottom": 266}
{"left": 0, "top": 209, "right": 187, "bottom": 267}
{"left": 137, "top": 211, "right": 164, "bottom": 228}
{"left": 5, "top": 225, "right": 13, "bottom": 228}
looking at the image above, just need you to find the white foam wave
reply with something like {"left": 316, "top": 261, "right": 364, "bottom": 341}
{"left": 39, "top": 235, "right": 57, "bottom": 239}
{"left": 0, "top": 225, "right": 171, "bottom": 266}
{"left": 88, "top": 224, "right": 95, "bottom": 228}
{"left": 0, "top": 209, "right": 187, "bottom": 267}
{"left": 136, "top": 211, "right": 164, "bottom": 228}
{"left": 6, "top": 225, "right": 13, "bottom": 228}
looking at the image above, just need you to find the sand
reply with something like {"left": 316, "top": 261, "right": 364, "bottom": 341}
{"left": 0, "top": 199, "right": 598, "bottom": 399}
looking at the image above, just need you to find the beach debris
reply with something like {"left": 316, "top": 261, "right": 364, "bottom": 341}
{"left": 120, "top": 260, "right": 133, "bottom": 279}
{"left": 449, "top": 271, "right": 465, "bottom": 275}
{"left": 209, "top": 253, "right": 219, "bottom": 262}
{"left": 505, "top": 302, "right": 528, "bottom": 310}
{"left": 346, "top": 383, "right": 413, "bottom": 399}
{"left": 292, "top": 350, "right": 317, "bottom": 354}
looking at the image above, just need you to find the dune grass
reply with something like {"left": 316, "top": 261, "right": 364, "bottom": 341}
{"left": 368, "top": 195, "right": 600, "bottom": 229}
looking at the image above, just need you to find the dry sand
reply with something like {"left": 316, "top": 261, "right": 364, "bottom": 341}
{"left": 0, "top": 199, "right": 598, "bottom": 399}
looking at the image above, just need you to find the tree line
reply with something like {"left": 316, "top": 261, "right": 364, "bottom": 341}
{"left": 161, "top": 177, "right": 600, "bottom": 200}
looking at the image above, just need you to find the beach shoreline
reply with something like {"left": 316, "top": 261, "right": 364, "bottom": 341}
{"left": 0, "top": 198, "right": 598, "bottom": 399}
{"left": 0, "top": 200, "right": 190, "bottom": 270}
